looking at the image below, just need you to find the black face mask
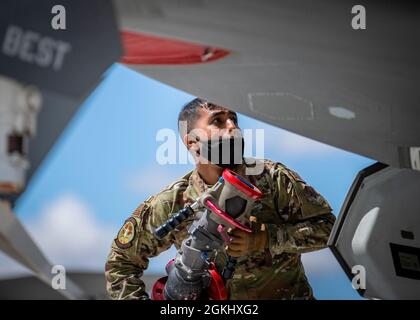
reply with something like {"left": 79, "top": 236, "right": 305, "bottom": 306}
{"left": 198, "top": 135, "right": 244, "bottom": 169}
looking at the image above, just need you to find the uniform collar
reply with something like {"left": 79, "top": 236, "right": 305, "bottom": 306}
{"left": 183, "top": 162, "right": 248, "bottom": 204}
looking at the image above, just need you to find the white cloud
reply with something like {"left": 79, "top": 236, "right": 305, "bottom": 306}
{"left": 25, "top": 194, "right": 115, "bottom": 271}
{"left": 0, "top": 194, "right": 116, "bottom": 277}
{"left": 0, "top": 194, "right": 115, "bottom": 279}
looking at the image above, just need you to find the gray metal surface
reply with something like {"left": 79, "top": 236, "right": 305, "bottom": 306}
{"left": 328, "top": 163, "right": 420, "bottom": 299}
{"left": 116, "top": 0, "right": 420, "bottom": 168}
{"left": 0, "top": 0, "right": 122, "bottom": 97}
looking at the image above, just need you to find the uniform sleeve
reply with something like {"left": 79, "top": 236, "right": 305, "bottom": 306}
{"left": 265, "top": 163, "right": 336, "bottom": 255}
{"left": 105, "top": 196, "right": 175, "bottom": 300}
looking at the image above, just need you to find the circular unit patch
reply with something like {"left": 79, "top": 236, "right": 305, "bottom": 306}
{"left": 115, "top": 217, "right": 137, "bottom": 249}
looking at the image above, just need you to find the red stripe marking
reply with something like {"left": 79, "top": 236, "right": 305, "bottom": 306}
{"left": 205, "top": 199, "right": 252, "bottom": 233}
{"left": 120, "top": 30, "right": 230, "bottom": 65}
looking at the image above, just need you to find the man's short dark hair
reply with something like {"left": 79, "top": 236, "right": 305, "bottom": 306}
{"left": 178, "top": 98, "right": 226, "bottom": 137}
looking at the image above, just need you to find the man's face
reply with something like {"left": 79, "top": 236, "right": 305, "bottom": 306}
{"left": 194, "top": 107, "right": 240, "bottom": 139}
{"left": 184, "top": 107, "right": 242, "bottom": 163}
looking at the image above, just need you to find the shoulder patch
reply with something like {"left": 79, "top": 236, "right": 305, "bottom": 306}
{"left": 115, "top": 217, "right": 137, "bottom": 249}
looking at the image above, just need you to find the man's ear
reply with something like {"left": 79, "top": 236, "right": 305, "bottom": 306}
{"left": 183, "top": 133, "right": 190, "bottom": 149}
{"left": 183, "top": 133, "right": 196, "bottom": 150}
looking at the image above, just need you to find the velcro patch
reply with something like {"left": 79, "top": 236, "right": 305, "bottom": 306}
{"left": 286, "top": 168, "right": 304, "bottom": 182}
{"left": 115, "top": 217, "right": 137, "bottom": 249}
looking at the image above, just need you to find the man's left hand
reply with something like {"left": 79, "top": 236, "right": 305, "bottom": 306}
{"left": 226, "top": 227, "right": 268, "bottom": 257}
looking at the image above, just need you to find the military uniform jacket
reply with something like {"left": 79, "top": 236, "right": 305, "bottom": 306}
{"left": 105, "top": 158, "right": 336, "bottom": 300}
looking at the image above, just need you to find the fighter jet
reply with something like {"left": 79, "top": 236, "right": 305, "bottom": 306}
{"left": 0, "top": 0, "right": 419, "bottom": 299}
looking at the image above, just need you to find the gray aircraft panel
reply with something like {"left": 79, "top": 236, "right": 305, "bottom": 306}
{"left": 0, "top": 0, "right": 122, "bottom": 97}
{"left": 116, "top": 0, "right": 420, "bottom": 168}
{"left": 328, "top": 163, "right": 420, "bottom": 299}
{"left": 23, "top": 90, "right": 89, "bottom": 197}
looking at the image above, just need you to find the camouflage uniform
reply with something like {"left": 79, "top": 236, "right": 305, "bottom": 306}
{"left": 105, "top": 158, "right": 335, "bottom": 300}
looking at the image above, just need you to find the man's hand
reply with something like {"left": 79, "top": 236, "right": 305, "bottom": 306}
{"left": 226, "top": 227, "right": 268, "bottom": 257}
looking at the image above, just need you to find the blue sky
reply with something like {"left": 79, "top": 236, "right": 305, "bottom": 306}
{"left": 0, "top": 63, "right": 374, "bottom": 299}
